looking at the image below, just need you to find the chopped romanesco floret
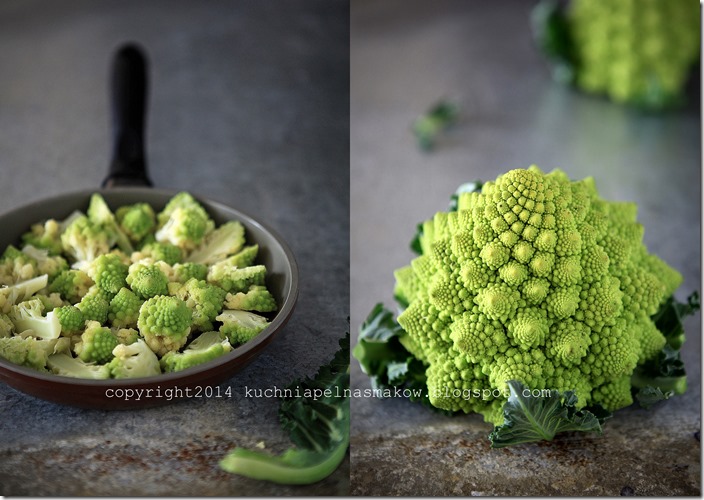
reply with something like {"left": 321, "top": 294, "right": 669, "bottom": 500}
{"left": 137, "top": 295, "right": 192, "bottom": 356}
{"left": 126, "top": 262, "right": 169, "bottom": 299}
{"left": 21, "top": 219, "right": 63, "bottom": 255}
{"left": 116, "top": 202, "right": 156, "bottom": 242}
{"left": 55, "top": 306, "right": 85, "bottom": 335}
{"left": 224, "top": 285, "right": 277, "bottom": 313}
{"left": 207, "top": 264, "right": 267, "bottom": 293}
{"left": 85, "top": 253, "right": 129, "bottom": 294}
{"left": 108, "top": 287, "right": 143, "bottom": 329}
{"left": 160, "top": 330, "right": 232, "bottom": 372}
{"left": 217, "top": 309, "right": 270, "bottom": 345}
{"left": 49, "top": 269, "right": 93, "bottom": 303}
{"left": 76, "top": 288, "right": 110, "bottom": 323}
{"left": 74, "top": 320, "right": 119, "bottom": 363}
{"left": 168, "top": 278, "right": 227, "bottom": 331}
{"left": 172, "top": 262, "right": 208, "bottom": 283}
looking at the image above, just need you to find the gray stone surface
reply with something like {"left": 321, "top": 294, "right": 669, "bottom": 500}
{"left": 0, "top": 0, "right": 349, "bottom": 495}
{"left": 351, "top": 0, "right": 700, "bottom": 496}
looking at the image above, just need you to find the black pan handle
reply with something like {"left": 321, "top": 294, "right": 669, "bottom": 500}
{"left": 102, "top": 43, "right": 153, "bottom": 188}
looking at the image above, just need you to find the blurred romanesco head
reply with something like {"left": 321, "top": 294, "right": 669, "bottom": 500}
{"left": 392, "top": 166, "right": 682, "bottom": 424}
{"left": 533, "top": 0, "right": 700, "bottom": 109}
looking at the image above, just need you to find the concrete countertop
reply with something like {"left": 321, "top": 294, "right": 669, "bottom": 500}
{"left": 350, "top": 0, "right": 700, "bottom": 496}
{"left": 0, "top": 0, "right": 349, "bottom": 495}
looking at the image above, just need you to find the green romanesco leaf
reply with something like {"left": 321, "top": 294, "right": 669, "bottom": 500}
{"left": 488, "top": 380, "right": 609, "bottom": 448}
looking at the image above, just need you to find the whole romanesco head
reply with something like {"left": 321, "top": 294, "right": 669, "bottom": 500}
{"left": 137, "top": 295, "right": 192, "bottom": 356}
{"left": 392, "top": 166, "right": 682, "bottom": 423}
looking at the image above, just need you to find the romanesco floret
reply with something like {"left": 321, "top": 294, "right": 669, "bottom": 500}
{"left": 0, "top": 245, "right": 38, "bottom": 284}
{"left": 108, "top": 287, "right": 143, "bottom": 329}
{"left": 76, "top": 288, "right": 110, "bottom": 324}
{"left": 21, "top": 219, "right": 63, "bottom": 255}
{"left": 137, "top": 295, "right": 192, "bottom": 356}
{"left": 0, "top": 335, "right": 66, "bottom": 371}
{"left": 216, "top": 309, "right": 270, "bottom": 345}
{"left": 112, "top": 327, "right": 139, "bottom": 345}
{"left": 86, "top": 193, "right": 133, "bottom": 254}
{"left": 224, "top": 285, "right": 277, "bottom": 313}
{"left": 389, "top": 167, "right": 684, "bottom": 421}
{"left": 49, "top": 269, "right": 93, "bottom": 303}
{"left": 74, "top": 320, "right": 119, "bottom": 363}
{"left": 108, "top": 339, "right": 161, "bottom": 379}
{"left": 160, "top": 330, "right": 233, "bottom": 373}
{"left": 116, "top": 202, "right": 156, "bottom": 242}
{"left": 9, "top": 298, "right": 62, "bottom": 340}
{"left": 47, "top": 353, "right": 110, "bottom": 379}
{"left": 168, "top": 278, "right": 227, "bottom": 331}
{"left": 131, "top": 241, "right": 183, "bottom": 265}
{"left": 172, "top": 262, "right": 208, "bottom": 283}
{"left": 155, "top": 193, "right": 214, "bottom": 251}
{"left": 126, "top": 262, "right": 169, "bottom": 299}
{"left": 187, "top": 221, "right": 245, "bottom": 265}
{"left": 55, "top": 306, "right": 85, "bottom": 335}
{"left": 218, "top": 245, "right": 259, "bottom": 269}
{"left": 60, "top": 215, "right": 113, "bottom": 269}
{"left": 85, "top": 253, "right": 129, "bottom": 294}
{"left": 21, "top": 245, "right": 69, "bottom": 281}
{"left": 207, "top": 264, "right": 267, "bottom": 293}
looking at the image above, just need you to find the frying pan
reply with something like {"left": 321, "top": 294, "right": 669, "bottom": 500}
{"left": 0, "top": 44, "right": 299, "bottom": 409}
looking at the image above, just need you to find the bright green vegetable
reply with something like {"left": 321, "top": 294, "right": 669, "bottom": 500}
{"left": 532, "top": 0, "right": 700, "bottom": 109}
{"left": 207, "top": 263, "right": 267, "bottom": 293}
{"left": 217, "top": 309, "right": 270, "bottom": 345}
{"left": 74, "top": 320, "right": 119, "bottom": 363}
{"left": 126, "top": 262, "right": 169, "bottom": 299}
{"left": 221, "top": 245, "right": 259, "bottom": 268}
{"left": 108, "top": 287, "right": 143, "bottom": 329}
{"left": 116, "top": 202, "right": 156, "bottom": 242}
{"left": 112, "top": 327, "right": 139, "bottom": 346}
{"left": 224, "top": 285, "right": 277, "bottom": 313}
{"left": 356, "top": 166, "right": 699, "bottom": 446}
{"left": 160, "top": 330, "right": 232, "bottom": 372}
{"left": 47, "top": 353, "right": 111, "bottom": 380}
{"left": 108, "top": 339, "right": 161, "bottom": 379}
{"left": 54, "top": 306, "right": 85, "bottom": 335}
{"left": 76, "top": 289, "right": 110, "bottom": 324}
{"left": 155, "top": 192, "right": 214, "bottom": 251}
{"left": 137, "top": 295, "right": 192, "bottom": 356}
{"left": 21, "top": 219, "right": 63, "bottom": 255}
{"left": 49, "top": 269, "right": 93, "bottom": 303}
{"left": 221, "top": 332, "right": 349, "bottom": 485}
{"left": 85, "top": 253, "right": 129, "bottom": 294}
{"left": 168, "top": 278, "right": 227, "bottom": 331}
{"left": 132, "top": 242, "right": 183, "bottom": 266}
{"left": 172, "top": 262, "right": 208, "bottom": 283}
{"left": 87, "top": 194, "right": 133, "bottom": 254}
{"left": 0, "top": 275, "right": 49, "bottom": 314}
